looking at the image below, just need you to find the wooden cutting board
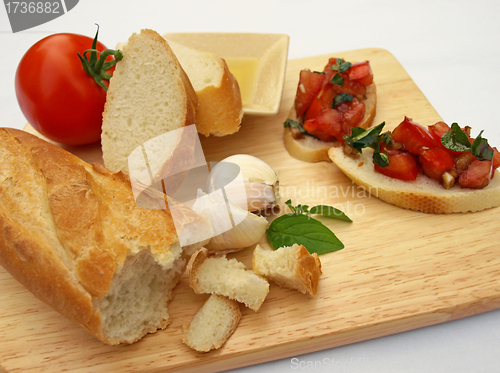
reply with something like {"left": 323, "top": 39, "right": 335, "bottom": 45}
{"left": 2, "top": 48, "right": 500, "bottom": 373}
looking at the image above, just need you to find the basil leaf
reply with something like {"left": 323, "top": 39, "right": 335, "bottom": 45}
{"left": 373, "top": 143, "right": 390, "bottom": 168}
{"left": 351, "top": 126, "right": 366, "bottom": 138}
{"left": 331, "top": 73, "right": 344, "bottom": 86}
{"left": 309, "top": 205, "right": 352, "bottom": 222}
{"left": 331, "top": 58, "right": 352, "bottom": 73}
{"left": 441, "top": 122, "right": 472, "bottom": 152}
{"left": 471, "top": 131, "right": 494, "bottom": 161}
{"left": 267, "top": 214, "right": 344, "bottom": 255}
{"left": 333, "top": 93, "right": 353, "bottom": 108}
{"left": 343, "top": 122, "right": 386, "bottom": 153}
{"left": 339, "top": 61, "right": 352, "bottom": 73}
{"left": 284, "top": 118, "right": 307, "bottom": 134}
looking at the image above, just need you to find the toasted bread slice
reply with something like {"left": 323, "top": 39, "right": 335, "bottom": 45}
{"left": 101, "top": 29, "right": 198, "bottom": 175}
{"left": 285, "top": 82, "right": 376, "bottom": 163}
{"left": 189, "top": 249, "right": 269, "bottom": 311}
{"left": 164, "top": 38, "right": 243, "bottom": 137}
{"left": 328, "top": 145, "right": 500, "bottom": 214}
{"left": 182, "top": 294, "right": 241, "bottom": 352}
{"left": 252, "top": 244, "right": 322, "bottom": 297}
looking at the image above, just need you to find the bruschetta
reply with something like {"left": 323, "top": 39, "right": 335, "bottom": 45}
{"left": 284, "top": 58, "right": 377, "bottom": 162}
{"left": 328, "top": 117, "right": 500, "bottom": 213}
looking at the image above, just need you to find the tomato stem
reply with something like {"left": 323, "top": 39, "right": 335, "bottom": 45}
{"left": 77, "top": 24, "right": 123, "bottom": 92}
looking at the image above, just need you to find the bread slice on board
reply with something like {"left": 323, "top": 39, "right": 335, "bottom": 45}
{"left": 164, "top": 38, "right": 244, "bottom": 137}
{"left": 182, "top": 294, "right": 241, "bottom": 352}
{"left": 253, "top": 244, "right": 322, "bottom": 297}
{"left": 0, "top": 128, "right": 209, "bottom": 345}
{"left": 189, "top": 249, "right": 269, "bottom": 311}
{"left": 328, "top": 145, "right": 500, "bottom": 214}
{"left": 101, "top": 29, "right": 198, "bottom": 175}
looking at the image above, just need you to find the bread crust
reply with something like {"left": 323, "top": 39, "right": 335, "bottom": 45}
{"left": 252, "top": 244, "right": 322, "bottom": 297}
{"left": 195, "top": 58, "right": 243, "bottom": 137}
{"left": 0, "top": 128, "right": 207, "bottom": 344}
{"left": 284, "top": 81, "right": 377, "bottom": 163}
{"left": 328, "top": 145, "right": 500, "bottom": 214}
{"left": 181, "top": 294, "right": 241, "bottom": 352}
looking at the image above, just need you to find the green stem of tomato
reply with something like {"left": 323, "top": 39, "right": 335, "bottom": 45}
{"left": 77, "top": 25, "right": 124, "bottom": 92}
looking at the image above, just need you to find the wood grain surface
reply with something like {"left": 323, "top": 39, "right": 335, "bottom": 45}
{"left": 2, "top": 48, "right": 500, "bottom": 372}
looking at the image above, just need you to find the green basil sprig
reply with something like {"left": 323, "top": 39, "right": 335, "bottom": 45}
{"left": 330, "top": 73, "right": 344, "bottom": 86}
{"left": 343, "top": 122, "right": 386, "bottom": 153}
{"left": 343, "top": 122, "right": 391, "bottom": 168}
{"left": 266, "top": 199, "right": 351, "bottom": 255}
{"left": 333, "top": 93, "right": 353, "bottom": 108}
{"left": 330, "top": 58, "right": 352, "bottom": 73}
{"left": 284, "top": 118, "right": 307, "bottom": 134}
{"left": 441, "top": 123, "right": 494, "bottom": 161}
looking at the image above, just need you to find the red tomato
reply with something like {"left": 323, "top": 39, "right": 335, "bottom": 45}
{"left": 391, "top": 117, "right": 439, "bottom": 154}
{"left": 348, "top": 61, "right": 373, "bottom": 86}
{"left": 336, "top": 97, "right": 365, "bottom": 128}
{"left": 303, "top": 108, "right": 344, "bottom": 142}
{"left": 15, "top": 33, "right": 114, "bottom": 145}
{"left": 323, "top": 58, "right": 367, "bottom": 96}
{"left": 418, "top": 148, "right": 455, "bottom": 181}
{"left": 428, "top": 121, "right": 450, "bottom": 142}
{"left": 304, "top": 83, "right": 337, "bottom": 121}
{"left": 458, "top": 160, "right": 492, "bottom": 188}
{"left": 295, "top": 69, "right": 325, "bottom": 118}
{"left": 374, "top": 149, "right": 419, "bottom": 181}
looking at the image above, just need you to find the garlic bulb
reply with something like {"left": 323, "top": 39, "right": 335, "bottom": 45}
{"left": 206, "top": 154, "right": 279, "bottom": 212}
{"left": 191, "top": 189, "right": 268, "bottom": 253}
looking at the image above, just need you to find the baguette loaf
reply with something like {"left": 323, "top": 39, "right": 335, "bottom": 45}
{"left": 164, "top": 38, "right": 244, "bottom": 137}
{"left": 182, "top": 294, "right": 241, "bottom": 352}
{"left": 328, "top": 145, "right": 500, "bottom": 214}
{"left": 252, "top": 244, "right": 322, "bottom": 297}
{"left": 101, "top": 29, "right": 198, "bottom": 175}
{"left": 0, "top": 128, "right": 209, "bottom": 345}
{"left": 284, "top": 82, "right": 377, "bottom": 163}
{"left": 189, "top": 249, "right": 269, "bottom": 311}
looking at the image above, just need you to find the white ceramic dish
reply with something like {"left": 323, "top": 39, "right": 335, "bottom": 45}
{"left": 163, "top": 32, "right": 289, "bottom": 116}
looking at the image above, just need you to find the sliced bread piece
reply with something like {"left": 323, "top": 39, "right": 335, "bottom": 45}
{"left": 164, "top": 38, "right": 243, "bottom": 137}
{"left": 101, "top": 29, "right": 198, "bottom": 175}
{"left": 182, "top": 294, "right": 241, "bottom": 352}
{"left": 189, "top": 249, "right": 269, "bottom": 311}
{"left": 252, "top": 244, "right": 322, "bottom": 297}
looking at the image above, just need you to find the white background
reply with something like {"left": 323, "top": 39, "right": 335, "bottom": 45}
{"left": 1, "top": 1, "right": 500, "bottom": 372}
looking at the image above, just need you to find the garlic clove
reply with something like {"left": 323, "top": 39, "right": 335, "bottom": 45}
{"left": 221, "top": 154, "right": 278, "bottom": 185}
{"left": 206, "top": 154, "right": 280, "bottom": 212}
{"left": 191, "top": 189, "right": 268, "bottom": 253}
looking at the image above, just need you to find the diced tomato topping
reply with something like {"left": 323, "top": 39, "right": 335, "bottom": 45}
{"left": 323, "top": 58, "right": 367, "bottom": 96}
{"left": 418, "top": 148, "right": 455, "bottom": 181}
{"left": 458, "top": 160, "right": 492, "bottom": 189}
{"left": 348, "top": 61, "right": 374, "bottom": 86}
{"left": 391, "top": 117, "right": 439, "bottom": 154}
{"left": 304, "top": 83, "right": 337, "bottom": 121}
{"left": 428, "top": 121, "right": 450, "bottom": 142}
{"left": 374, "top": 149, "right": 420, "bottom": 181}
{"left": 336, "top": 97, "right": 366, "bottom": 128}
{"left": 295, "top": 70, "right": 325, "bottom": 118}
{"left": 303, "top": 108, "right": 344, "bottom": 143}
{"left": 323, "top": 69, "right": 367, "bottom": 96}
